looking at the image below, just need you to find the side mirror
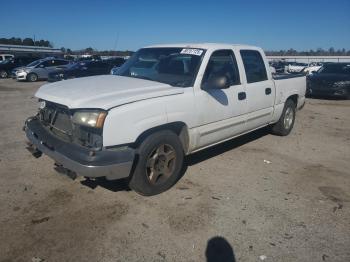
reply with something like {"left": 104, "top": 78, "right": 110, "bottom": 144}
{"left": 39, "top": 64, "right": 45, "bottom": 68}
{"left": 203, "top": 75, "right": 230, "bottom": 90}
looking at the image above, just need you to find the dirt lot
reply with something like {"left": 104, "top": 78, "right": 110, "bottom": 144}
{"left": 0, "top": 78, "right": 349, "bottom": 262}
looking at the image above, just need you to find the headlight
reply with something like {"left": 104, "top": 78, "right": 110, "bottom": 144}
{"left": 72, "top": 110, "right": 107, "bottom": 128}
{"left": 333, "top": 81, "right": 350, "bottom": 87}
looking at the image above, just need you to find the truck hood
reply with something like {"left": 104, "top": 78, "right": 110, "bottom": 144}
{"left": 35, "top": 75, "right": 184, "bottom": 110}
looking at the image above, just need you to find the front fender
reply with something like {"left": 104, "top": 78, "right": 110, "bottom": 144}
{"left": 102, "top": 97, "right": 168, "bottom": 147}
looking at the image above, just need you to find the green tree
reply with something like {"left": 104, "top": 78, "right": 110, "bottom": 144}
{"left": 22, "top": 38, "right": 35, "bottom": 46}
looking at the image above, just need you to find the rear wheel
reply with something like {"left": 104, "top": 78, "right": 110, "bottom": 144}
{"left": 27, "top": 73, "right": 38, "bottom": 82}
{"left": 129, "top": 130, "right": 184, "bottom": 196}
{"left": 271, "top": 99, "right": 296, "bottom": 136}
{"left": 0, "top": 70, "right": 8, "bottom": 78}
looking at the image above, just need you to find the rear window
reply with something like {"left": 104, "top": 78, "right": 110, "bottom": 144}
{"left": 240, "top": 50, "right": 268, "bottom": 83}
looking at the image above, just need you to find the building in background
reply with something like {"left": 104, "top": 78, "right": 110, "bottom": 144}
{"left": 0, "top": 44, "right": 62, "bottom": 58}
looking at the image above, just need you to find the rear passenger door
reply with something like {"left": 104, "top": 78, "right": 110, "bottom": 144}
{"left": 240, "top": 50, "right": 275, "bottom": 130}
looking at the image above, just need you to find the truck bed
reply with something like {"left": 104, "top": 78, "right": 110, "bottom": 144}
{"left": 273, "top": 73, "right": 306, "bottom": 110}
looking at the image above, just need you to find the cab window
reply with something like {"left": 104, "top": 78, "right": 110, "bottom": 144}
{"left": 240, "top": 50, "right": 268, "bottom": 83}
{"left": 202, "top": 49, "right": 240, "bottom": 87}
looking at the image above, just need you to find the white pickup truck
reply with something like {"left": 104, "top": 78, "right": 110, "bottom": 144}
{"left": 24, "top": 43, "right": 306, "bottom": 195}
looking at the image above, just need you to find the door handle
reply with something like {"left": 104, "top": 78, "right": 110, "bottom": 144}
{"left": 265, "top": 88, "right": 272, "bottom": 95}
{"left": 238, "top": 92, "right": 246, "bottom": 100}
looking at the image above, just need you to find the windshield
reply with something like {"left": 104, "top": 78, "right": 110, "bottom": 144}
{"left": 27, "top": 60, "right": 42, "bottom": 67}
{"left": 116, "top": 47, "right": 205, "bottom": 87}
{"left": 0, "top": 59, "right": 10, "bottom": 64}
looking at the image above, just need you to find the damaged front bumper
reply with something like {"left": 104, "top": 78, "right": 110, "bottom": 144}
{"left": 24, "top": 117, "right": 135, "bottom": 180}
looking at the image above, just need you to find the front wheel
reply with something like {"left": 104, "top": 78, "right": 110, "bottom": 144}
{"left": 0, "top": 70, "right": 8, "bottom": 78}
{"left": 271, "top": 99, "right": 296, "bottom": 136}
{"left": 27, "top": 73, "right": 38, "bottom": 82}
{"left": 129, "top": 130, "right": 184, "bottom": 196}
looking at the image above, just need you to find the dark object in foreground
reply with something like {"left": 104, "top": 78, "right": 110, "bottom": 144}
{"left": 206, "top": 236, "right": 236, "bottom": 262}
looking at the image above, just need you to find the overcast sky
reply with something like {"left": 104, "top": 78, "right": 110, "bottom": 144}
{"left": 1, "top": 0, "right": 349, "bottom": 51}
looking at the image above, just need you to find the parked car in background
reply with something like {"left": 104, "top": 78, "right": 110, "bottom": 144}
{"left": 269, "top": 61, "right": 287, "bottom": 73}
{"left": 48, "top": 59, "right": 125, "bottom": 82}
{"left": 0, "top": 56, "right": 39, "bottom": 78}
{"left": 111, "top": 58, "right": 126, "bottom": 75}
{"left": 302, "top": 62, "right": 323, "bottom": 75}
{"left": 307, "top": 62, "right": 350, "bottom": 99}
{"left": 13, "top": 57, "right": 70, "bottom": 82}
{"left": 286, "top": 62, "right": 308, "bottom": 73}
{"left": 0, "top": 54, "right": 14, "bottom": 63}
{"left": 24, "top": 43, "right": 306, "bottom": 195}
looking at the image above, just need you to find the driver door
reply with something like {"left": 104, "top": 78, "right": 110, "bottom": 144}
{"left": 194, "top": 49, "right": 247, "bottom": 149}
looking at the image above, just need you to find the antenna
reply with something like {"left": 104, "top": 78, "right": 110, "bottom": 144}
{"left": 113, "top": 32, "right": 120, "bottom": 51}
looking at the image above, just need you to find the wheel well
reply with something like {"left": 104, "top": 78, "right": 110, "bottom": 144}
{"left": 287, "top": 94, "right": 298, "bottom": 106}
{"left": 134, "top": 122, "right": 189, "bottom": 153}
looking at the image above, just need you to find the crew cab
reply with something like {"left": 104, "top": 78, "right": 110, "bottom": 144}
{"left": 24, "top": 43, "right": 306, "bottom": 195}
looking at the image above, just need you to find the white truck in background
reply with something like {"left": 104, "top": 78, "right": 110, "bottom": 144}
{"left": 24, "top": 43, "right": 306, "bottom": 195}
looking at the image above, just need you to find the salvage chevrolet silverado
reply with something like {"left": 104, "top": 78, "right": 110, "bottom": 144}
{"left": 24, "top": 43, "right": 306, "bottom": 195}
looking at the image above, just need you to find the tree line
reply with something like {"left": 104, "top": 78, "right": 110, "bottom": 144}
{"left": 2, "top": 37, "right": 349, "bottom": 56}
{"left": 64, "top": 47, "right": 133, "bottom": 56}
{"left": 265, "top": 48, "right": 350, "bottom": 56}
{"left": 0, "top": 37, "right": 52, "bottom": 47}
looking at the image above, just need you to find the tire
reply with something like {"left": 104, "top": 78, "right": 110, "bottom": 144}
{"left": 129, "top": 130, "right": 184, "bottom": 196}
{"left": 346, "top": 90, "right": 350, "bottom": 100}
{"left": 27, "top": 73, "right": 38, "bottom": 82}
{"left": 271, "top": 99, "right": 296, "bottom": 136}
{"left": 0, "top": 70, "right": 8, "bottom": 78}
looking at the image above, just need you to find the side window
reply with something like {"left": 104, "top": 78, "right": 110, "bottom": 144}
{"left": 202, "top": 49, "right": 240, "bottom": 87}
{"left": 54, "top": 60, "right": 68, "bottom": 66}
{"left": 342, "top": 65, "right": 350, "bottom": 74}
{"left": 88, "top": 62, "right": 101, "bottom": 68}
{"left": 41, "top": 60, "right": 52, "bottom": 67}
{"left": 240, "top": 50, "right": 268, "bottom": 83}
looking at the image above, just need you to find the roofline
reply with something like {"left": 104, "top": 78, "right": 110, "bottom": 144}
{"left": 144, "top": 43, "right": 260, "bottom": 49}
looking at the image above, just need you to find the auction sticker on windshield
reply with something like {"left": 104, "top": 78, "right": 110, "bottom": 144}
{"left": 180, "top": 49, "right": 203, "bottom": 56}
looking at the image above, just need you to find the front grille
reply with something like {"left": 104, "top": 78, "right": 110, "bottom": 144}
{"left": 38, "top": 101, "right": 103, "bottom": 149}
{"left": 39, "top": 101, "right": 73, "bottom": 142}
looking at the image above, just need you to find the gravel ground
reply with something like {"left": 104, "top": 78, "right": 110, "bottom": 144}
{"left": 0, "top": 78, "right": 349, "bottom": 262}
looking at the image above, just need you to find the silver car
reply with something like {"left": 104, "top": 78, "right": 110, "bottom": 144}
{"left": 14, "top": 57, "right": 70, "bottom": 82}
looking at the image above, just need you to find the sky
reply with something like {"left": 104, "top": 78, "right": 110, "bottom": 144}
{"left": 1, "top": 0, "right": 349, "bottom": 51}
